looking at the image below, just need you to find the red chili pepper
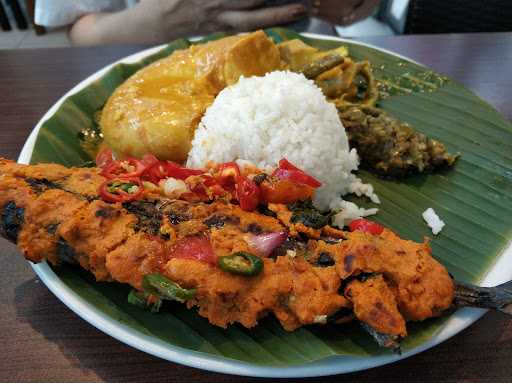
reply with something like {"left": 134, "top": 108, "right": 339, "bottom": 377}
{"left": 215, "top": 162, "right": 241, "bottom": 192}
{"left": 95, "top": 148, "right": 114, "bottom": 168}
{"left": 272, "top": 158, "right": 322, "bottom": 188}
{"left": 170, "top": 235, "right": 216, "bottom": 265}
{"left": 138, "top": 154, "right": 165, "bottom": 184}
{"left": 144, "top": 163, "right": 167, "bottom": 184}
{"left": 164, "top": 161, "right": 204, "bottom": 180}
{"left": 101, "top": 158, "right": 147, "bottom": 179}
{"left": 236, "top": 176, "right": 260, "bottom": 211}
{"left": 140, "top": 154, "right": 203, "bottom": 183}
{"left": 188, "top": 175, "right": 226, "bottom": 201}
{"left": 200, "top": 174, "right": 219, "bottom": 187}
{"left": 277, "top": 158, "right": 302, "bottom": 172}
{"left": 99, "top": 177, "right": 144, "bottom": 203}
{"left": 140, "top": 154, "right": 160, "bottom": 169}
{"left": 348, "top": 219, "right": 384, "bottom": 235}
{"left": 272, "top": 168, "right": 322, "bottom": 188}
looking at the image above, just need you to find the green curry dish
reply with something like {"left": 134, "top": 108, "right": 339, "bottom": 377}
{"left": 338, "top": 106, "right": 459, "bottom": 178}
{"left": 288, "top": 199, "right": 332, "bottom": 229}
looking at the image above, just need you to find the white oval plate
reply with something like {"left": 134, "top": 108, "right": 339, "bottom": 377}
{"left": 18, "top": 33, "right": 512, "bottom": 378}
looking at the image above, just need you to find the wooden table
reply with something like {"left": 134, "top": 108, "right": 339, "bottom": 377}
{"left": 1, "top": 32, "right": 511, "bottom": 383}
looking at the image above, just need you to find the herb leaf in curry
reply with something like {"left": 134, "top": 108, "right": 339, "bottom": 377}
{"left": 288, "top": 199, "right": 332, "bottom": 229}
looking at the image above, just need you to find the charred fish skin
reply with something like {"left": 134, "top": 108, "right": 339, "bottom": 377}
{"left": 203, "top": 214, "right": 239, "bottom": 229}
{"left": 122, "top": 200, "right": 163, "bottom": 236}
{"left": 55, "top": 237, "right": 79, "bottom": 265}
{"left": 338, "top": 106, "right": 459, "bottom": 178}
{"left": 25, "top": 177, "right": 61, "bottom": 195}
{"left": 0, "top": 201, "right": 24, "bottom": 243}
{"left": 361, "top": 322, "right": 402, "bottom": 354}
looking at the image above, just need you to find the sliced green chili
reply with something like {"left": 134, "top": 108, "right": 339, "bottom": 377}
{"left": 127, "top": 289, "right": 162, "bottom": 313}
{"left": 142, "top": 273, "right": 197, "bottom": 303}
{"left": 107, "top": 180, "right": 139, "bottom": 194}
{"left": 218, "top": 251, "right": 263, "bottom": 276}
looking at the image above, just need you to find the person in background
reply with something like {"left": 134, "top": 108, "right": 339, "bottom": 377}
{"left": 35, "top": 0, "right": 383, "bottom": 46}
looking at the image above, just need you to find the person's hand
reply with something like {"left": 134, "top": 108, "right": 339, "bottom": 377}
{"left": 311, "top": 0, "right": 381, "bottom": 26}
{"left": 144, "top": 0, "right": 308, "bottom": 36}
{"left": 69, "top": 0, "right": 307, "bottom": 46}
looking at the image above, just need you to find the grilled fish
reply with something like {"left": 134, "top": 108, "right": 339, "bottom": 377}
{"left": 0, "top": 158, "right": 508, "bottom": 351}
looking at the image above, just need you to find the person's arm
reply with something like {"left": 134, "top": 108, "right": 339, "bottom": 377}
{"left": 69, "top": 0, "right": 307, "bottom": 46}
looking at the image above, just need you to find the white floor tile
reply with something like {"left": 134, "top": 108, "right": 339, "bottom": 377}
{"left": 0, "top": 29, "right": 27, "bottom": 49}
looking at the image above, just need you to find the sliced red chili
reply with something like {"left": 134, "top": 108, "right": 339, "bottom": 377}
{"left": 277, "top": 158, "right": 302, "bottom": 172}
{"left": 95, "top": 148, "right": 114, "bottom": 168}
{"left": 99, "top": 177, "right": 144, "bottom": 203}
{"left": 272, "top": 168, "right": 322, "bottom": 188}
{"left": 272, "top": 159, "right": 322, "bottom": 188}
{"left": 101, "top": 158, "right": 147, "bottom": 179}
{"left": 140, "top": 154, "right": 204, "bottom": 184}
{"left": 348, "top": 219, "right": 384, "bottom": 235}
{"left": 215, "top": 162, "right": 241, "bottom": 193}
{"left": 170, "top": 235, "right": 216, "bottom": 265}
{"left": 144, "top": 162, "right": 168, "bottom": 184}
{"left": 236, "top": 176, "right": 260, "bottom": 211}
{"left": 140, "top": 154, "right": 160, "bottom": 169}
{"left": 188, "top": 175, "right": 226, "bottom": 201}
{"left": 138, "top": 154, "right": 165, "bottom": 184}
{"left": 164, "top": 161, "right": 204, "bottom": 180}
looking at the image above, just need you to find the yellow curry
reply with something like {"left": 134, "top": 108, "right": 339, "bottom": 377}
{"left": 101, "top": 31, "right": 281, "bottom": 163}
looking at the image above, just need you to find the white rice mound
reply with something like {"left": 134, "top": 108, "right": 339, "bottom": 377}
{"left": 187, "top": 71, "right": 378, "bottom": 220}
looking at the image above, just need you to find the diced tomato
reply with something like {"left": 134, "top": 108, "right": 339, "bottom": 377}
{"left": 260, "top": 178, "right": 314, "bottom": 204}
{"left": 236, "top": 176, "right": 260, "bottom": 211}
{"left": 170, "top": 235, "right": 216, "bottom": 265}
{"left": 272, "top": 159, "right": 321, "bottom": 188}
{"left": 99, "top": 177, "right": 144, "bottom": 203}
{"left": 95, "top": 148, "right": 114, "bottom": 168}
{"left": 348, "top": 219, "right": 384, "bottom": 235}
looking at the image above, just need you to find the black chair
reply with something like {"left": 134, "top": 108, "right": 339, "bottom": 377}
{"left": 1, "top": 0, "right": 29, "bottom": 31}
{"left": 405, "top": 0, "right": 512, "bottom": 34}
{"left": 0, "top": 0, "right": 11, "bottom": 30}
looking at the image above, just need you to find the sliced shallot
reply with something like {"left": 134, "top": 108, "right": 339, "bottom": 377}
{"left": 245, "top": 231, "right": 288, "bottom": 257}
